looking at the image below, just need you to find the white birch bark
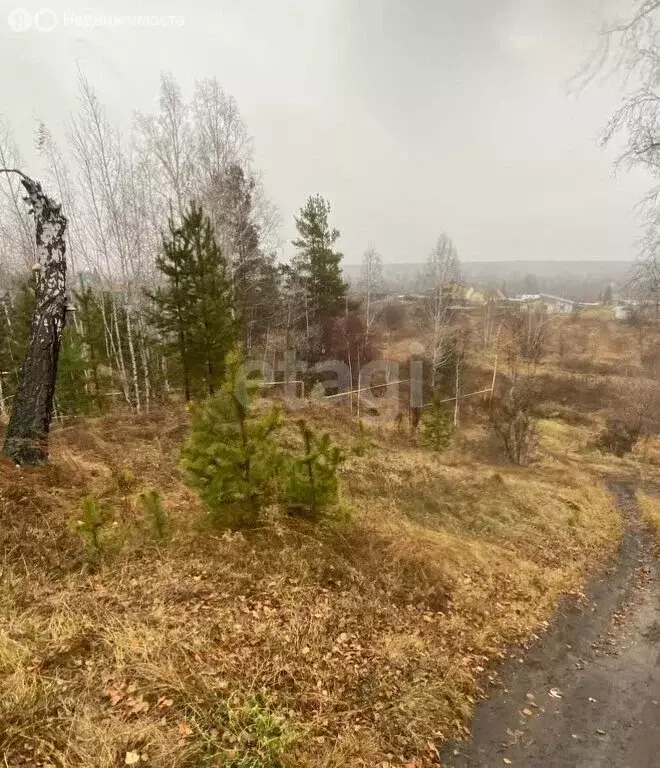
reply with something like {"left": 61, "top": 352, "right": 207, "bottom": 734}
{"left": 1, "top": 171, "right": 68, "bottom": 465}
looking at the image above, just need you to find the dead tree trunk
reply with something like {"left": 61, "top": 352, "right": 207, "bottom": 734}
{"left": 2, "top": 171, "right": 68, "bottom": 466}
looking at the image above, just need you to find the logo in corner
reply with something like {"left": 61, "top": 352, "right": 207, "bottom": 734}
{"left": 7, "top": 8, "right": 32, "bottom": 32}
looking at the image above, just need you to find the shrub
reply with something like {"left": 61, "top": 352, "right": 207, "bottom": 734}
{"left": 351, "top": 419, "right": 372, "bottom": 456}
{"left": 140, "top": 489, "right": 170, "bottom": 539}
{"left": 181, "top": 350, "right": 283, "bottom": 527}
{"left": 595, "top": 417, "right": 641, "bottom": 457}
{"left": 383, "top": 302, "right": 406, "bottom": 331}
{"left": 420, "top": 395, "right": 455, "bottom": 451}
{"left": 110, "top": 467, "right": 137, "bottom": 518}
{"left": 284, "top": 420, "right": 345, "bottom": 520}
{"left": 490, "top": 379, "right": 539, "bottom": 466}
{"left": 74, "top": 496, "right": 111, "bottom": 562}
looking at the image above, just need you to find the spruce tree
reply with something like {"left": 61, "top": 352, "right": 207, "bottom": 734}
{"left": 289, "top": 195, "right": 347, "bottom": 358}
{"left": 148, "top": 202, "right": 234, "bottom": 400}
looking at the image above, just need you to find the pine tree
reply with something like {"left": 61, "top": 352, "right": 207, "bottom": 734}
{"left": 55, "top": 326, "right": 94, "bottom": 415}
{"left": 7, "top": 277, "right": 36, "bottom": 376}
{"left": 420, "top": 394, "right": 455, "bottom": 452}
{"left": 181, "top": 349, "right": 283, "bottom": 527}
{"left": 285, "top": 420, "right": 345, "bottom": 520}
{"left": 148, "top": 202, "right": 234, "bottom": 400}
{"left": 289, "top": 195, "right": 347, "bottom": 359}
{"left": 1, "top": 277, "right": 94, "bottom": 417}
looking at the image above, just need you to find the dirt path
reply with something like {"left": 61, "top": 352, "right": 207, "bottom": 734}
{"left": 439, "top": 481, "right": 660, "bottom": 768}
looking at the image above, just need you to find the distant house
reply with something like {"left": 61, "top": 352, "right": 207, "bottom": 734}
{"left": 541, "top": 294, "right": 576, "bottom": 314}
{"left": 483, "top": 288, "right": 506, "bottom": 303}
{"left": 465, "top": 286, "right": 487, "bottom": 306}
{"left": 513, "top": 293, "right": 575, "bottom": 315}
{"left": 614, "top": 303, "right": 634, "bottom": 321}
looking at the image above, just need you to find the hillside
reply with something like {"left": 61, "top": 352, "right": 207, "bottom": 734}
{"left": 3, "top": 307, "right": 660, "bottom": 766}
{"left": 0, "top": 402, "right": 628, "bottom": 767}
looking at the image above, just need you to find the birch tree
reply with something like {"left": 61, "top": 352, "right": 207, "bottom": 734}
{"left": 581, "top": 1, "right": 660, "bottom": 314}
{"left": 135, "top": 72, "right": 194, "bottom": 220}
{"left": 0, "top": 69, "right": 279, "bottom": 419}
{"left": 423, "top": 233, "right": 461, "bottom": 388}
{"left": 0, "top": 121, "right": 36, "bottom": 272}
{"left": 68, "top": 71, "right": 154, "bottom": 411}
{"left": 359, "top": 245, "right": 383, "bottom": 335}
{"left": 1, "top": 170, "right": 68, "bottom": 466}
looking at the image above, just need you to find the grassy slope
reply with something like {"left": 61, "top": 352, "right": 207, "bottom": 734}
{"left": 639, "top": 491, "right": 660, "bottom": 548}
{"left": 0, "top": 404, "right": 622, "bottom": 768}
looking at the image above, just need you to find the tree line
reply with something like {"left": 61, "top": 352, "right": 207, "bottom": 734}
{"left": 0, "top": 70, "right": 363, "bottom": 419}
{"left": 0, "top": 189, "right": 353, "bottom": 417}
{"left": 0, "top": 64, "right": 505, "bottom": 476}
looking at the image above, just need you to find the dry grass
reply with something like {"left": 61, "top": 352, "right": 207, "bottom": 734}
{"left": 3, "top": 312, "right": 658, "bottom": 766}
{"left": 639, "top": 490, "right": 660, "bottom": 549}
{"left": 0, "top": 400, "right": 623, "bottom": 768}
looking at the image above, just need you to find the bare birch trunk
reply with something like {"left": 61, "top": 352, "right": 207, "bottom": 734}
{"left": 161, "top": 355, "right": 170, "bottom": 395}
{"left": 453, "top": 357, "right": 460, "bottom": 428}
{"left": 0, "top": 373, "right": 7, "bottom": 421}
{"left": 99, "top": 296, "right": 130, "bottom": 409}
{"left": 2, "top": 172, "right": 68, "bottom": 466}
{"left": 262, "top": 326, "right": 270, "bottom": 377}
{"left": 125, "top": 304, "right": 141, "bottom": 413}
{"left": 137, "top": 318, "right": 150, "bottom": 413}
{"left": 1, "top": 296, "right": 17, "bottom": 372}
{"left": 100, "top": 296, "right": 112, "bottom": 361}
{"left": 111, "top": 297, "right": 131, "bottom": 406}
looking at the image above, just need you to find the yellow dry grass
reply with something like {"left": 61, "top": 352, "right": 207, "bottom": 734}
{"left": 0, "top": 401, "right": 623, "bottom": 768}
{"left": 639, "top": 490, "right": 660, "bottom": 548}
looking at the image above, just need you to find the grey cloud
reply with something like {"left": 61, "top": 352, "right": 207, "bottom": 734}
{"left": 0, "top": 0, "right": 650, "bottom": 264}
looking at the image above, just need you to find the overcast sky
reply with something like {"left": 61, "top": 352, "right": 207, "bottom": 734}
{"left": 0, "top": 0, "right": 652, "bottom": 263}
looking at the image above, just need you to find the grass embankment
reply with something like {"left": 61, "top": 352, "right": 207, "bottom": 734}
{"left": 0, "top": 405, "right": 620, "bottom": 767}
